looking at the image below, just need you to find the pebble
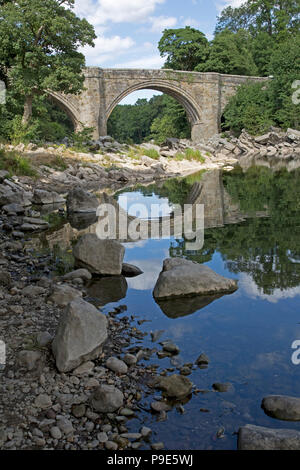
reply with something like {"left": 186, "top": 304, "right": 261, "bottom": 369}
{"left": 50, "top": 426, "right": 62, "bottom": 439}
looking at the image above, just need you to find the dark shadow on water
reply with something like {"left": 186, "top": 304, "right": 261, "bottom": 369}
{"left": 68, "top": 212, "right": 98, "bottom": 230}
{"left": 155, "top": 293, "right": 230, "bottom": 318}
{"left": 86, "top": 276, "right": 128, "bottom": 305}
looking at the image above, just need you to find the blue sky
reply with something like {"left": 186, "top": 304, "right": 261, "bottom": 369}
{"left": 74, "top": 0, "right": 244, "bottom": 103}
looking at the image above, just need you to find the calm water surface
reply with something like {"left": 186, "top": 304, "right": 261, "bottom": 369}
{"left": 38, "top": 167, "right": 300, "bottom": 450}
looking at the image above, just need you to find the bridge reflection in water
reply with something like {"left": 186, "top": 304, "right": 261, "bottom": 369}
{"left": 28, "top": 170, "right": 270, "bottom": 317}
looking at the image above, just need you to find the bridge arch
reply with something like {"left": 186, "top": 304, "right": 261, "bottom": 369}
{"left": 106, "top": 80, "right": 202, "bottom": 128}
{"left": 48, "top": 91, "right": 82, "bottom": 132}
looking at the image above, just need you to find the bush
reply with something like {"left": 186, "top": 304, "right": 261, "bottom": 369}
{"left": 223, "top": 82, "right": 274, "bottom": 135}
{"left": 69, "top": 127, "right": 95, "bottom": 152}
{"left": 0, "top": 149, "right": 37, "bottom": 177}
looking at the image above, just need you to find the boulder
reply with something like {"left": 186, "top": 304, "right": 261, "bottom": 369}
{"left": 91, "top": 384, "right": 124, "bottom": 413}
{"left": 49, "top": 284, "right": 82, "bottom": 307}
{"left": 154, "top": 374, "right": 193, "bottom": 399}
{"left": 73, "top": 234, "right": 125, "bottom": 275}
{"left": 262, "top": 395, "right": 300, "bottom": 421}
{"left": 153, "top": 258, "right": 238, "bottom": 300}
{"left": 52, "top": 298, "right": 108, "bottom": 372}
{"left": 33, "top": 189, "right": 65, "bottom": 205}
{"left": 122, "top": 263, "right": 143, "bottom": 277}
{"left": 238, "top": 424, "right": 300, "bottom": 450}
{"left": 106, "top": 357, "right": 128, "bottom": 374}
{"left": 66, "top": 187, "right": 99, "bottom": 213}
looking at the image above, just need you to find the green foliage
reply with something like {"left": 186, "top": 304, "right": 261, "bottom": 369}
{"left": 158, "top": 27, "right": 209, "bottom": 71}
{"left": 143, "top": 148, "right": 160, "bottom": 160}
{"left": 9, "top": 116, "right": 41, "bottom": 144}
{"left": 223, "top": 33, "right": 300, "bottom": 134}
{"left": 268, "top": 34, "right": 300, "bottom": 129}
{"left": 171, "top": 167, "right": 300, "bottom": 295}
{"left": 223, "top": 82, "right": 274, "bottom": 135}
{"left": 0, "top": 0, "right": 96, "bottom": 123}
{"left": 176, "top": 148, "right": 205, "bottom": 163}
{"left": 69, "top": 127, "right": 94, "bottom": 152}
{"left": 196, "top": 29, "right": 258, "bottom": 76}
{"left": 0, "top": 148, "right": 37, "bottom": 176}
{"left": 108, "top": 95, "right": 190, "bottom": 145}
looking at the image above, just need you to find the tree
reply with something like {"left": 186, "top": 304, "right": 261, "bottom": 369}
{"left": 268, "top": 34, "right": 300, "bottom": 129}
{"left": 0, "top": 0, "right": 95, "bottom": 125}
{"left": 158, "top": 27, "right": 208, "bottom": 71}
{"left": 196, "top": 29, "right": 258, "bottom": 76}
{"left": 216, "top": 1, "right": 300, "bottom": 38}
{"left": 215, "top": 4, "right": 253, "bottom": 34}
{"left": 223, "top": 82, "right": 274, "bottom": 135}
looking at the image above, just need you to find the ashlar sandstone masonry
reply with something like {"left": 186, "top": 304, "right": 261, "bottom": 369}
{"left": 49, "top": 68, "right": 267, "bottom": 142}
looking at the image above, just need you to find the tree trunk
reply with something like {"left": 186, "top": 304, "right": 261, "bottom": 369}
{"left": 22, "top": 95, "right": 33, "bottom": 125}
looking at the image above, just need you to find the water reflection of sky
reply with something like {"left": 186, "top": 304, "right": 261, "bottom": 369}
{"left": 118, "top": 191, "right": 173, "bottom": 218}
{"left": 102, "top": 188, "right": 300, "bottom": 450}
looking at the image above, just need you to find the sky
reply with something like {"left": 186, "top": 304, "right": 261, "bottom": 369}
{"left": 74, "top": 0, "right": 245, "bottom": 104}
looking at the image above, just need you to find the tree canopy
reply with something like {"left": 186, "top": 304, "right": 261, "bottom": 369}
{"left": 0, "top": 0, "right": 95, "bottom": 124}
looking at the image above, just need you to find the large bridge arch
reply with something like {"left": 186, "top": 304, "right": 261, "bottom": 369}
{"left": 105, "top": 80, "right": 203, "bottom": 134}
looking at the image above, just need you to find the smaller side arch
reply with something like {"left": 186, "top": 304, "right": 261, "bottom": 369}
{"left": 48, "top": 91, "right": 82, "bottom": 132}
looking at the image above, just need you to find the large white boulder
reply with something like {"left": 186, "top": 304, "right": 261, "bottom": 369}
{"left": 153, "top": 258, "right": 238, "bottom": 300}
{"left": 52, "top": 298, "right": 108, "bottom": 372}
{"left": 73, "top": 234, "right": 125, "bottom": 275}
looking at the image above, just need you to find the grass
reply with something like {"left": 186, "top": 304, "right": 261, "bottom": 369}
{"left": 126, "top": 146, "right": 160, "bottom": 161}
{"left": 143, "top": 148, "right": 160, "bottom": 160}
{"left": 175, "top": 148, "right": 205, "bottom": 163}
{"left": 0, "top": 149, "right": 38, "bottom": 177}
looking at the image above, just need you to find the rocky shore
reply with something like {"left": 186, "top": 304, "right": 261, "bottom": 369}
{"left": 1, "top": 130, "right": 300, "bottom": 451}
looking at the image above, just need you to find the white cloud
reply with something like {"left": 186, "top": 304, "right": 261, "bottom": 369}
{"left": 183, "top": 17, "right": 200, "bottom": 28}
{"left": 150, "top": 15, "right": 177, "bottom": 33}
{"left": 216, "top": 0, "right": 246, "bottom": 12}
{"left": 240, "top": 273, "right": 300, "bottom": 304}
{"left": 113, "top": 54, "right": 165, "bottom": 69}
{"left": 80, "top": 35, "right": 135, "bottom": 65}
{"left": 75, "top": 0, "right": 166, "bottom": 29}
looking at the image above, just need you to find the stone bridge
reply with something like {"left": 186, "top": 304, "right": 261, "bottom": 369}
{"left": 49, "top": 67, "right": 266, "bottom": 142}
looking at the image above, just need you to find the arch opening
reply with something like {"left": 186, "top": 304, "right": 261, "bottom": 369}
{"left": 106, "top": 83, "right": 201, "bottom": 145}
{"left": 106, "top": 81, "right": 201, "bottom": 125}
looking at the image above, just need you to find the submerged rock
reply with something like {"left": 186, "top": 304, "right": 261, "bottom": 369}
{"left": 238, "top": 424, "right": 300, "bottom": 450}
{"left": 153, "top": 258, "right": 238, "bottom": 300}
{"left": 52, "top": 298, "right": 108, "bottom": 372}
{"left": 154, "top": 374, "right": 193, "bottom": 399}
{"left": 262, "top": 395, "right": 300, "bottom": 421}
{"left": 73, "top": 234, "right": 125, "bottom": 275}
